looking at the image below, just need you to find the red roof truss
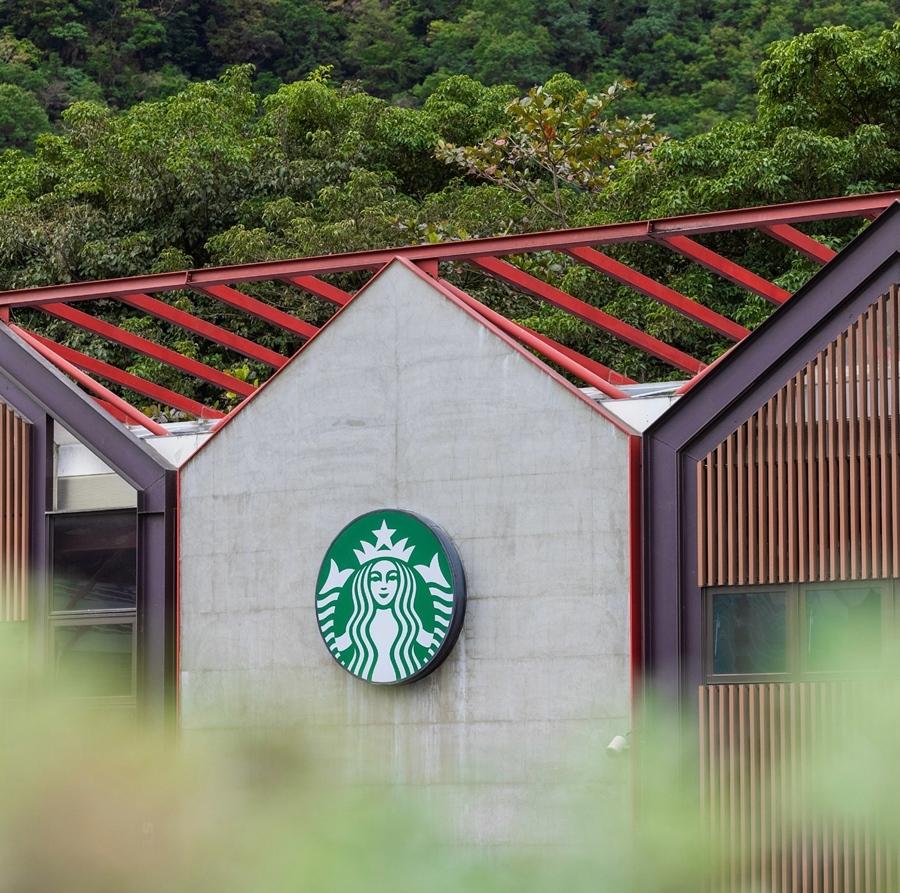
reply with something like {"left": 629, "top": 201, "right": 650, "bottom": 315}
{"left": 0, "top": 191, "right": 896, "bottom": 431}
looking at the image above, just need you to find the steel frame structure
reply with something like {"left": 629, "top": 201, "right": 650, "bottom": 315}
{"left": 0, "top": 191, "right": 896, "bottom": 426}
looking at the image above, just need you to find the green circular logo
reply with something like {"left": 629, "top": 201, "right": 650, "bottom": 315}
{"left": 316, "top": 510, "right": 466, "bottom": 685}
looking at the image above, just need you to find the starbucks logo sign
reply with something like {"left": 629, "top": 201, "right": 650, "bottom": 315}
{"left": 316, "top": 510, "right": 466, "bottom": 684}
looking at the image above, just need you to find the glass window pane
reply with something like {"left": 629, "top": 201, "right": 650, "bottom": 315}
{"left": 805, "top": 587, "right": 882, "bottom": 672}
{"left": 712, "top": 591, "right": 787, "bottom": 675}
{"left": 52, "top": 512, "right": 136, "bottom": 612}
{"left": 54, "top": 623, "right": 134, "bottom": 697}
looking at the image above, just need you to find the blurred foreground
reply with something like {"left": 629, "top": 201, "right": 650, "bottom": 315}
{"left": 2, "top": 651, "right": 900, "bottom": 892}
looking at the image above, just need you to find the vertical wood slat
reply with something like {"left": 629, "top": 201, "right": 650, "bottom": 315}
{"left": 701, "top": 682, "right": 893, "bottom": 893}
{"left": 717, "top": 442, "right": 726, "bottom": 587}
{"left": 859, "top": 313, "right": 870, "bottom": 579}
{"left": 728, "top": 433, "right": 737, "bottom": 587}
{"left": 891, "top": 286, "right": 900, "bottom": 576}
{"left": 738, "top": 428, "right": 746, "bottom": 585}
{"left": 868, "top": 305, "right": 880, "bottom": 581}
{"left": 748, "top": 414, "right": 758, "bottom": 586}
{"left": 837, "top": 334, "right": 848, "bottom": 582}
{"left": 757, "top": 408, "right": 766, "bottom": 586}
{"left": 849, "top": 324, "right": 860, "bottom": 580}
{"left": 697, "top": 460, "right": 707, "bottom": 588}
{"left": 0, "top": 403, "right": 29, "bottom": 622}
{"left": 777, "top": 388, "right": 786, "bottom": 584}
{"left": 787, "top": 375, "right": 798, "bottom": 582}
{"left": 877, "top": 295, "right": 890, "bottom": 579}
{"left": 818, "top": 348, "right": 828, "bottom": 581}
{"left": 829, "top": 340, "right": 840, "bottom": 582}
{"left": 696, "top": 286, "right": 900, "bottom": 586}
{"left": 806, "top": 361, "right": 817, "bottom": 583}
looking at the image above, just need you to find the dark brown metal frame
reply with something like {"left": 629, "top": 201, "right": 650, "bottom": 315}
{"left": 643, "top": 202, "right": 900, "bottom": 717}
{"left": 48, "top": 506, "right": 139, "bottom": 707}
{"left": 0, "top": 323, "right": 176, "bottom": 727}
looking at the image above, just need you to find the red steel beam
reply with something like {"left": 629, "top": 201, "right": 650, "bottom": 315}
{"left": 523, "top": 327, "right": 636, "bottom": 385}
{"left": 199, "top": 284, "right": 318, "bottom": 339}
{"left": 470, "top": 256, "right": 704, "bottom": 373}
{"left": 659, "top": 235, "right": 791, "bottom": 304}
{"left": 761, "top": 223, "right": 838, "bottom": 264}
{"left": 566, "top": 246, "right": 749, "bottom": 340}
{"left": 20, "top": 329, "right": 224, "bottom": 418}
{"left": 675, "top": 343, "right": 738, "bottom": 395}
{"left": 438, "top": 279, "right": 630, "bottom": 399}
{"left": 40, "top": 303, "right": 255, "bottom": 396}
{"left": 0, "top": 191, "right": 894, "bottom": 307}
{"left": 92, "top": 397, "right": 132, "bottom": 425}
{"left": 120, "top": 292, "right": 288, "bottom": 369}
{"left": 286, "top": 275, "right": 353, "bottom": 307}
{"left": 12, "top": 325, "right": 170, "bottom": 435}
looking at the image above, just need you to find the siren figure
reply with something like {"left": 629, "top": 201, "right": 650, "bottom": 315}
{"left": 334, "top": 557, "right": 433, "bottom": 682}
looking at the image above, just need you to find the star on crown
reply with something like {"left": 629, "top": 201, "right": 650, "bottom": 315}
{"left": 354, "top": 519, "right": 415, "bottom": 564}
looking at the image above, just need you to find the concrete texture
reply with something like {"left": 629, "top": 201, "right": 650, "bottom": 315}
{"left": 179, "top": 261, "right": 633, "bottom": 847}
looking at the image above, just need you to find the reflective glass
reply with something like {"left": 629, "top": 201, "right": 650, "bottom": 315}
{"left": 805, "top": 587, "right": 881, "bottom": 671}
{"left": 712, "top": 591, "right": 787, "bottom": 675}
{"left": 52, "top": 512, "right": 136, "bottom": 612}
{"left": 53, "top": 623, "right": 134, "bottom": 697}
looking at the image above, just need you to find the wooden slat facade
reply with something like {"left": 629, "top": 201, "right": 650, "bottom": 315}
{"left": 698, "top": 286, "right": 900, "bottom": 587}
{"left": 700, "top": 682, "right": 897, "bottom": 893}
{"left": 0, "top": 401, "right": 29, "bottom": 621}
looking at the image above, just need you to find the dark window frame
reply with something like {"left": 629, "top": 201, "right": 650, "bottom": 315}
{"left": 48, "top": 506, "right": 140, "bottom": 706}
{"left": 49, "top": 507, "right": 138, "bottom": 617}
{"left": 703, "top": 579, "right": 898, "bottom": 683}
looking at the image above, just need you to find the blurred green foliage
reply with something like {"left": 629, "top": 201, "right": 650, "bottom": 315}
{"left": 2, "top": 650, "right": 899, "bottom": 892}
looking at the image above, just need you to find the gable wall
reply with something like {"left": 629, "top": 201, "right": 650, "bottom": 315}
{"left": 179, "top": 263, "right": 633, "bottom": 846}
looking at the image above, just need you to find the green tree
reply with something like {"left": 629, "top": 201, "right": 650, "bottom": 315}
{"left": 0, "top": 83, "right": 49, "bottom": 148}
{"left": 344, "top": 0, "right": 424, "bottom": 97}
{"left": 759, "top": 24, "right": 900, "bottom": 143}
{"left": 437, "top": 76, "right": 663, "bottom": 226}
{"left": 0, "top": 25, "right": 898, "bottom": 402}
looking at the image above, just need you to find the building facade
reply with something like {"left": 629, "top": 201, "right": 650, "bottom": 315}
{"left": 0, "top": 194, "right": 897, "bottom": 858}
{"left": 178, "top": 260, "right": 641, "bottom": 844}
{"left": 644, "top": 203, "right": 900, "bottom": 886}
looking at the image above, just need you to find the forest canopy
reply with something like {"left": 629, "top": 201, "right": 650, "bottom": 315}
{"left": 0, "top": 0, "right": 896, "bottom": 142}
{"left": 0, "top": 12, "right": 897, "bottom": 407}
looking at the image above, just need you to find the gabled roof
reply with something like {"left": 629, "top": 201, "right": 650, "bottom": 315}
{"left": 0, "top": 191, "right": 895, "bottom": 433}
{"left": 183, "top": 258, "right": 639, "bottom": 471}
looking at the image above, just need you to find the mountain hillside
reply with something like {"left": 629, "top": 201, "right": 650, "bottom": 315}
{"left": 0, "top": 0, "right": 895, "bottom": 149}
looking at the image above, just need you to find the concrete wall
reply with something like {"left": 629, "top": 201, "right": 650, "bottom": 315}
{"left": 179, "top": 262, "right": 633, "bottom": 846}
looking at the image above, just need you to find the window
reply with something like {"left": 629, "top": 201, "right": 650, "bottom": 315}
{"left": 804, "top": 586, "right": 883, "bottom": 672}
{"left": 705, "top": 580, "right": 897, "bottom": 681}
{"left": 51, "top": 512, "right": 136, "bottom": 613}
{"left": 711, "top": 590, "right": 787, "bottom": 675}
{"left": 49, "top": 509, "right": 137, "bottom": 702}
{"left": 51, "top": 621, "right": 135, "bottom": 698}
